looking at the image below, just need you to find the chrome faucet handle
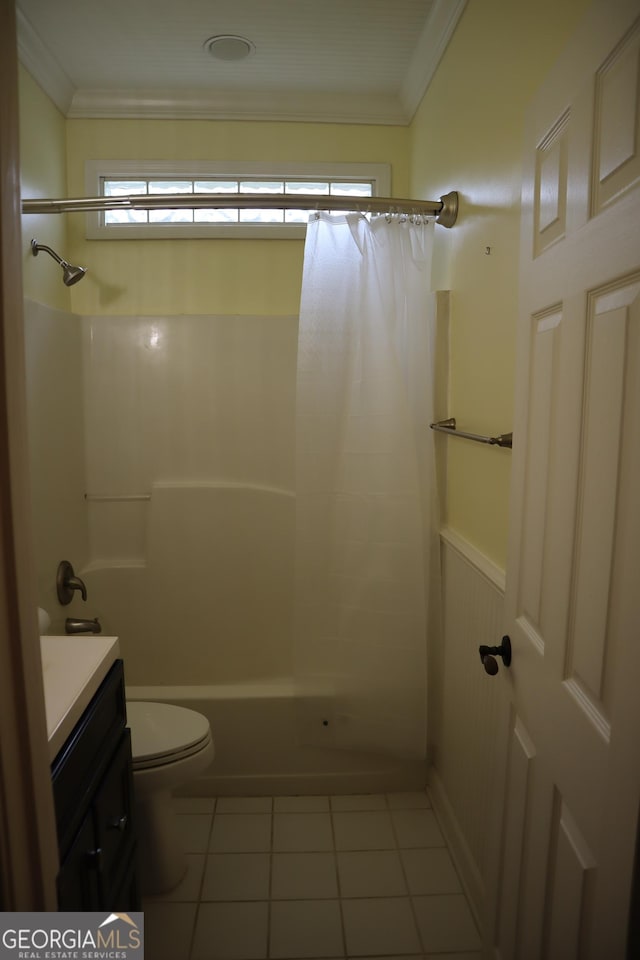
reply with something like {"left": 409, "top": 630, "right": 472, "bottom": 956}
{"left": 56, "top": 560, "right": 88, "bottom": 605}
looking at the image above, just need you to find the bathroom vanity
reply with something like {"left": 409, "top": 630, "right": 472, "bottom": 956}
{"left": 40, "top": 636, "right": 138, "bottom": 909}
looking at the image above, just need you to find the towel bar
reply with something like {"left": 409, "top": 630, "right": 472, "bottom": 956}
{"left": 430, "top": 418, "right": 512, "bottom": 449}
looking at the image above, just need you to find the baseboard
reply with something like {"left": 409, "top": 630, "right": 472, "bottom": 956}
{"left": 428, "top": 765, "right": 486, "bottom": 933}
{"left": 178, "top": 764, "right": 428, "bottom": 798}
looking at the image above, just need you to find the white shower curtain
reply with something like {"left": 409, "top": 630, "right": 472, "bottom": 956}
{"left": 295, "top": 213, "right": 438, "bottom": 759}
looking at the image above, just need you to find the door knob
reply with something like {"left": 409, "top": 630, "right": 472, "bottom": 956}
{"left": 479, "top": 635, "right": 511, "bottom": 675}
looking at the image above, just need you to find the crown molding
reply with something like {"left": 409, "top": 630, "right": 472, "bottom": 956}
{"left": 65, "top": 88, "right": 408, "bottom": 125}
{"left": 16, "top": 0, "right": 468, "bottom": 126}
{"left": 16, "top": 8, "right": 75, "bottom": 115}
{"left": 401, "top": 0, "right": 468, "bottom": 121}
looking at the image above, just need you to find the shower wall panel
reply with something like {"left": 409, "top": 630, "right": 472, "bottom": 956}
{"left": 23, "top": 299, "right": 89, "bottom": 631}
{"left": 81, "top": 313, "right": 298, "bottom": 684}
{"left": 83, "top": 314, "right": 297, "bottom": 497}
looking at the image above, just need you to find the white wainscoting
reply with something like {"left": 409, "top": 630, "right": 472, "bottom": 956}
{"left": 429, "top": 528, "right": 507, "bottom": 926}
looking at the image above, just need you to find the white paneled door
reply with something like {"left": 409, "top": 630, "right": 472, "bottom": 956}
{"left": 495, "top": 1, "right": 640, "bottom": 957}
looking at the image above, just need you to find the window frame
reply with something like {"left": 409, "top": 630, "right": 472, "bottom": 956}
{"left": 85, "top": 160, "right": 391, "bottom": 239}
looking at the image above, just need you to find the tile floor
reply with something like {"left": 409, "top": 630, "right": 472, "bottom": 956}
{"left": 142, "top": 791, "right": 482, "bottom": 960}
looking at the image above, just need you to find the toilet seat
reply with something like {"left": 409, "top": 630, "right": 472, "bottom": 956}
{"left": 127, "top": 700, "right": 212, "bottom": 770}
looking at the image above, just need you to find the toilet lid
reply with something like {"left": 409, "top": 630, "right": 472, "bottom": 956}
{"left": 127, "top": 701, "right": 211, "bottom": 764}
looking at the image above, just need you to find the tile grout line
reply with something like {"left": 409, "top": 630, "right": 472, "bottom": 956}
{"left": 267, "top": 796, "right": 274, "bottom": 958}
{"left": 387, "top": 792, "right": 426, "bottom": 957}
{"left": 187, "top": 800, "right": 216, "bottom": 960}
{"left": 174, "top": 892, "right": 480, "bottom": 905}
{"left": 178, "top": 793, "right": 468, "bottom": 960}
{"left": 329, "top": 801, "right": 348, "bottom": 960}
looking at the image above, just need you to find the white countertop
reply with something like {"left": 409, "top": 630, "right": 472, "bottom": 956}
{"left": 40, "top": 635, "right": 120, "bottom": 761}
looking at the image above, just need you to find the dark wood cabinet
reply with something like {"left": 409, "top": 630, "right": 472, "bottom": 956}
{"left": 52, "top": 659, "right": 139, "bottom": 910}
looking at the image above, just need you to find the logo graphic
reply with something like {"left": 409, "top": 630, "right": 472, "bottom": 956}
{"left": 99, "top": 913, "right": 139, "bottom": 930}
{"left": 0, "top": 912, "right": 144, "bottom": 958}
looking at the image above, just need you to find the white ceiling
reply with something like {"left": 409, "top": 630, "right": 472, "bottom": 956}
{"left": 16, "top": 0, "right": 467, "bottom": 124}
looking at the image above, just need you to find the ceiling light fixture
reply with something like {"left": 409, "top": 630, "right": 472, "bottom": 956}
{"left": 204, "top": 35, "right": 255, "bottom": 62}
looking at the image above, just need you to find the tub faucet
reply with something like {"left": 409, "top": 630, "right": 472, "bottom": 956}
{"left": 65, "top": 617, "right": 102, "bottom": 635}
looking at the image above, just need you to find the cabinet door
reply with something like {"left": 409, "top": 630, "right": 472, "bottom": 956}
{"left": 111, "top": 853, "right": 141, "bottom": 911}
{"left": 57, "top": 809, "right": 101, "bottom": 910}
{"left": 52, "top": 660, "right": 126, "bottom": 857}
{"left": 94, "top": 729, "right": 137, "bottom": 905}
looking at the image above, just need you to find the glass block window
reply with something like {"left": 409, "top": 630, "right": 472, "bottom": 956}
{"left": 85, "top": 161, "right": 390, "bottom": 240}
{"left": 101, "top": 177, "right": 374, "bottom": 226}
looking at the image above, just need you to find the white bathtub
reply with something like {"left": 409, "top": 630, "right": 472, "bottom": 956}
{"left": 126, "top": 679, "right": 426, "bottom": 797}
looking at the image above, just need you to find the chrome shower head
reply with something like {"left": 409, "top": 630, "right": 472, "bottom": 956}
{"left": 31, "top": 239, "right": 86, "bottom": 286}
{"left": 61, "top": 262, "right": 86, "bottom": 286}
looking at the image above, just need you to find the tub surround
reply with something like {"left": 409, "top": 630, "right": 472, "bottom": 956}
{"left": 40, "top": 634, "right": 120, "bottom": 760}
{"left": 80, "top": 312, "right": 296, "bottom": 686}
{"left": 127, "top": 682, "right": 427, "bottom": 797}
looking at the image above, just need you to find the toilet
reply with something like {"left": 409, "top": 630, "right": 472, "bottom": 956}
{"left": 126, "top": 701, "right": 214, "bottom": 895}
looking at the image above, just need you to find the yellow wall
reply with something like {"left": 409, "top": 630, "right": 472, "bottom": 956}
{"left": 19, "top": 66, "right": 70, "bottom": 312}
{"left": 410, "top": 0, "right": 590, "bottom": 569}
{"left": 19, "top": 67, "right": 89, "bottom": 624}
{"left": 65, "top": 119, "right": 409, "bottom": 316}
{"left": 21, "top": 0, "right": 594, "bottom": 571}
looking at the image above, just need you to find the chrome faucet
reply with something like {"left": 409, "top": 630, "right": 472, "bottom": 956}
{"left": 65, "top": 617, "right": 102, "bottom": 635}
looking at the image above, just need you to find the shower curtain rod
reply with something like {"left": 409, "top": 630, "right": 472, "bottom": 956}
{"left": 22, "top": 190, "right": 459, "bottom": 227}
